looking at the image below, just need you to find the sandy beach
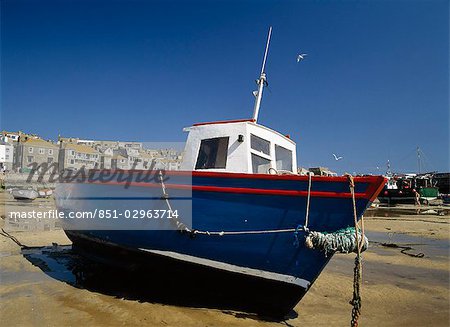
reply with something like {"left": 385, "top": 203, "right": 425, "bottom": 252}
{"left": 1, "top": 191, "right": 449, "bottom": 326}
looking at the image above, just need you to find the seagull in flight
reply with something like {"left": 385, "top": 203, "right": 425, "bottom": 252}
{"left": 332, "top": 154, "right": 343, "bottom": 161}
{"left": 297, "top": 53, "right": 307, "bottom": 62}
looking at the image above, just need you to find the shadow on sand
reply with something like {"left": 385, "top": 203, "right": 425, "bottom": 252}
{"left": 22, "top": 245, "right": 297, "bottom": 323}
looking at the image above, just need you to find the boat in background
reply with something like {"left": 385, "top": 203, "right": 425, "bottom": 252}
{"left": 378, "top": 173, "right": 439, "bottom": 205}
{"left": 377, "top": 152, "right": 442, "bottom": 206}
{"left": 434, "top": 172, "right": 450, "bottom": 195}
{"left": 55, "top": 28, "right": 386, "bottom": 316}
{"left": 38, "top": 188, "right": 53, "bottom": 198}
{"left": 12, "top": 188, "right": 39, "bottom": 200}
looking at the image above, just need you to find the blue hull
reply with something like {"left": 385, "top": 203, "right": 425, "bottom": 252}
{"left": 55, "top": 171, "right": 385, "bottom": 314}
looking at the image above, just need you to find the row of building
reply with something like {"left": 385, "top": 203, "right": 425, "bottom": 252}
{"left": 0, "top": 131, "right": 182, "bottom": 173}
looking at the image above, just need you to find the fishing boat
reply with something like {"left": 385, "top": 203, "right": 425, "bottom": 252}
{"left": 55, "top": 28, "right": 386, "bottom": 316}
{"left": 378, "top": 173, "right": 439, "bottom": 205}
{"left": 377, "top": 152, "right": 441, "bottom": 206}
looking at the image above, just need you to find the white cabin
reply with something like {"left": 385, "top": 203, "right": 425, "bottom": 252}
{"left": 181, "top": 27, "right": 298, "bottom": 174}
{"left": 181, "top": 119, "right": 297, "bottom": 174}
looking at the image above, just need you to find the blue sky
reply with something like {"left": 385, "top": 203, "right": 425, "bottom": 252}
{"left": 1, "top": 0, "right": 448, "bottom": 174}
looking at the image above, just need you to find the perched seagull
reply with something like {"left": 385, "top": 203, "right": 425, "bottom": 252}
{"left": 332, "top": 154, "right": 343, "bottom": 161}
{"left": 297, "top": 53, "right": 307, "bottom": 62}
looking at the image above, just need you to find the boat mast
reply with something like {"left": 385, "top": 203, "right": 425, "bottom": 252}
{"left": 386, "top": 159, "right": 392, "bottom": 176}
{"left": 417, "top": 146, "right": 421, "bottom": 174}
{"left": 252, "top": 26, "right": 272, "bottom": 122}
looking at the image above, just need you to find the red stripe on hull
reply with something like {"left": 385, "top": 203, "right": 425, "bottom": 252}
{"left": 89, "top": 169, "right": 386, "bottom": 183}
{"left": 69, "top": 180, "right": 367, "bottom": 199}
{"left": 81, "top": 170, "right": 386, "bottom": 200}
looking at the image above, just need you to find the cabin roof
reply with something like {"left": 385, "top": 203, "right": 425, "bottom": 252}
{"left": 193, "top": 118, "right": 256, "bottom": 127}
{"left": 188, "top": 120, "right": 296, "bottom": 146}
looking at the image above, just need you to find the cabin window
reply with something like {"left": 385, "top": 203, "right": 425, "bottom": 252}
{"left": 195, "top": 137, "right": 229, "bottom": 169}
{"left": 250, "top": 134, "right": 270, "bottom": 155}
{"left": 275, "top": 145, "right": 293, "bottom": 171}
{"left": 252, "top": 154, "right": 271, "bottom": 174}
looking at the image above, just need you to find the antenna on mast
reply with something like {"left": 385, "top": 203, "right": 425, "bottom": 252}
{"left": 252, "top": 26, "right": 272, "bottom": 122}
{"left": 417, "top": 146, "right": 421, "bottom": 174}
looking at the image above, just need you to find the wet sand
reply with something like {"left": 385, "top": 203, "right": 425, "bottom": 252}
{"left": 1, "top": 191, "right": 449, "bottom": 326}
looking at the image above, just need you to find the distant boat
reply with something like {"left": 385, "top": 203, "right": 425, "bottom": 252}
{"left": 378, "top": 149, "right": 441, "bottom": 206}
{"left": 12, "top": 188, "right": 39, "bottom": 200}
{"left": 38, "top": 188, "right": 53, "bottom": 198}
{"left": 434, "top": 172, "right": 450, "bottom": 195}
{"left": 378, "top": 173, "right": 439, "bottom": 205}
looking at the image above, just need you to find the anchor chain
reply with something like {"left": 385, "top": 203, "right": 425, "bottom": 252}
{"left": 346, "top": 174, "right": 364, "bottom": 327}
{"left": 350, "top": 256, "right": 362, "bottom": 327}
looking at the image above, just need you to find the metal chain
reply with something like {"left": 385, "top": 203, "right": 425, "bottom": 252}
{"left": 346, "top": 174, "right": 363, "bottom": 327}
{"left": 351, "top": 256, "right": 362, "bottom": 327}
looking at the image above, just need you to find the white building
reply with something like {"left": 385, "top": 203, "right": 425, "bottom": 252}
{"left": 1, "top": 132, "right": 20, "bottom": 143}
{"left": 0, "top": 141, "right": 14, "bottom": 171}
{"left": 59, "top": 143, "right": 100, "bottom": 170}
{"left": 99, "top": 148, "right": 113, "bottom": 169}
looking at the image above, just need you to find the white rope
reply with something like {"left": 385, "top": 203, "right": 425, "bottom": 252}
{"left": 191, "top": 227, "right": 304, "bottom": 236}
{"left": 159, "top": 171, "right": 193, "bottom": 233}
{"left": 158, "top": 171, "right": 308, "bottom": 236}
{"left": 359, "top": 214, "right": 366, "bottom": 253}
